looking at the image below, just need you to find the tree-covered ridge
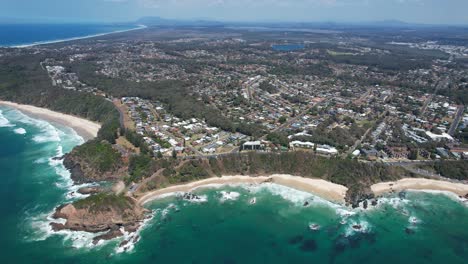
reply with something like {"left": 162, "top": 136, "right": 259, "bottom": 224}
{"left": 73, "top": 140, "right": 122, "bottom": 173}
{"left": 0, "top": 54, "right": 120, "bottom": 143}
{"left": 418, "top": 160, "right": 468, "bottom": 181}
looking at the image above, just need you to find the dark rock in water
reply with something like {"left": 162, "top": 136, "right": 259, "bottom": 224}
{"left": 50, "top": 222, "right": 66, "bottom": 231}
{"left": 52, "top": 156, "right": 64, "bottom": 161}
{"left": 405, "top": 227, "right": 415, "bottom": 235}
{"left": 334, "top": 240, "right": 346, "bottom": 253}
{"left": 119, "top": 239, "right": 130, "bottom": 248}
{"left": 398, "top": 191, "right": 407, "bottom": 199}
{"left": 182, "top": 192, "right": 201, "bottom": 201}
{"left": 347, "top": 190, "right": 374, "bottom": 209}
{"left": 93, "top": 229, "right": 124, "bottom": 244}
{"left": 124, "top": 223, "right": 140, "bottom": 233}
{"left": 363, "top": 200, "right": 368, "bottom": 209}
{"left": 51, "top": 195, "right": 147, "bottom": 237}
{"left": 63, "top": 156, "right": 88, "bottom": 184}
{"left": 371, "top": 199, "right": 378, "bottom": 206}
{"left": 299, "top": 239, "right": 317, "bottom": 252}
{"left": 288, "top": 235, "right": 304, "bottom": 245}
{"left": 352, "top": 224, "right": 362, "bottom": 230}
{"left": 303, "top": 201, "right": 309, "bottom": 207}
{"left": 77, "top": 186, "right": 102, "bottom": 195}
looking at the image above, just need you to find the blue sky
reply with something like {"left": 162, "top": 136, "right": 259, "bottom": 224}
{"left": 1, "top": 0, "right": 467, "bottom": 25}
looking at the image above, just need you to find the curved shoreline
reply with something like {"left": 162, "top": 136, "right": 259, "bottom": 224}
{"left": 137, "top": 174, "right": 349, "bottom": 205}
{"left": 371, "top": 178, "right": 468, "bottom": 197}
{"left": 0, "top": 101, "right": 101, "bottom": 141}
{"left": 7, "top": 25, "right": 147, "bottom": 48}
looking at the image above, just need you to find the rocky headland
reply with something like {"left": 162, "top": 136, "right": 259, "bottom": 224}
{"left": 51, "top": 193, "right": 148, "bottom": 244}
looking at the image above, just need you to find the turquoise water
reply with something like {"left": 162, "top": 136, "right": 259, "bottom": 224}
{"left": 1, "top": 106, "right": 468, "bottom": 263}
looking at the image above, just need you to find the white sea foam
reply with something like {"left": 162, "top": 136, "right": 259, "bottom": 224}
{"left": 14, "top": 127, "right": 27, "bottom": 134}
{"left": 7, "top": 105, "right": 105, "bottom": 251}
{"left": 34, "top": 157, "right": 48, "bottom": 164}
{"left": 219, "top": 191, "right": 241, "bottom": 202}
{"left": 242, "top": 183, "right": 314, "bottom": 206}
{"left": 26, "top": 209, "right": 57, "bottom": 241}
{"left": 0, "top": 109, "right": 15, "bottom": 127}
{"left": 32, "top": 128, "right": 61, "bottom": 143}
{"left": 187, "top": 194, "right": 208, "bottom": 203}
{"left": 4, "top": 108, "right": 62, "bottom": 143}
{"left": 114, "top": 211, "right": 156, "bottom": 254}
{"left": 372, "top": 196, "right": 410, "bottom": 210}
{"left": 344, "top": 219, "right": 372, "bottom": 237}
{"left": 242, "top": 182, "right": 346, "bottom": 211}
{"left": 65, "top": 183, "right": 99, "bottom": 201}
{"left": 409, "top": 216, "right": 421, "bottom": 225}
{"left": 408, "top": 189, "right": 468, "bottom": 205}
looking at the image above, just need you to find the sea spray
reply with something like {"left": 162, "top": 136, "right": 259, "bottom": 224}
{"left": 14, "top": 127, "right": 27, "bottom": 134}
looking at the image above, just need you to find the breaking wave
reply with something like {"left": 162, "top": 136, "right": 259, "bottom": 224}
{"left": 14, "top": 127, "right": 27, "bottom": 134}
{"left": 0, "top": 109, "right": 15, "bottom": 127}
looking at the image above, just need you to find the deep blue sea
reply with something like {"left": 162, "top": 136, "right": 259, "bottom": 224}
{"left": 1, "top": 105, "right": 468, "bottom": 263}
{"left": 0, "top": 24, "right": 140, "bottom": 47}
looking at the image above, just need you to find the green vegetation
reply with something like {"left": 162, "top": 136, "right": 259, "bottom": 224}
{"left": 259, "top": 81, "right": 278, "bottom": 94}
{"left": 73, "top": 193, "right": 135, "bottom": 213}
{"left": 73, "top": 140, "right": 121, "bottom": 172}
{"left": 267, "top": 132, "right": 289, "bottom": 147}
{"left": 0, "top": 54, "right": 121, "bottom": 143}
{"left": 169, "top": 160, "right": 210, "bottom": 184}
{"left": 419, "top": 161, "right": 468, "bottom": 181}
{"left": 128, "top": 154, "right": 155, "bottom": 183}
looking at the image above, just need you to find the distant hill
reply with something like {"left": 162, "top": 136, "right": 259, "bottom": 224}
{"left": 137, "top": 16, "right": 224, "bottom": 27}
{"left": 135, "top": 17, "right": 437, "bottom": 30}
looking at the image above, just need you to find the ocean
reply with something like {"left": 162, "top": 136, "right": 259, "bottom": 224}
{"left": 1, "top": 105, "right": 468, "bottom": 263}
{"left": 0, "top": 23, "right": 142, "bottom": 47}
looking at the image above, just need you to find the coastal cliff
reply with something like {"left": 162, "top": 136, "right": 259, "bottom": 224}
{"left": 63, "top": 140, "right": 125, "bottom": 183}
{"left": 51, "top": 193, "right": 148, "bottom": 243}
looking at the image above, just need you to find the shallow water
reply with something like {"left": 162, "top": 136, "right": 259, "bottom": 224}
{"left": 1, "top": 105, "right": 467, "bottom": 263}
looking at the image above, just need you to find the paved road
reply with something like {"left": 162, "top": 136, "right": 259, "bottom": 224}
{"left": 113, "top": 100, "right": 126, "bottom": 131}
{"left": 448, "top": 105, "right": 465, "bottom": 136}
{"left": 420, "top": 78, "right": 450, "bottom": 116}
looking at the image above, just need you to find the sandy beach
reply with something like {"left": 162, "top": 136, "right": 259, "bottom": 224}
{"left": 138, "top": 174, "right": 348, "bottom": 205}
{"left": 11, "top": 25, "right": 147, "bottom": 48}
{"left": 0, "top": 101, "right": 101, "bottom": 141}
{"left": 371, "top": 178, "right": 468, "bottom": 197}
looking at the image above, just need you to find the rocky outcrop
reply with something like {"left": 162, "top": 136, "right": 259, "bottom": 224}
{"left": 63, "top": 152, "right": 124, "bottom": 184}
{"left": 345, "top": 186, "right": 375, "bottom": 208}
{"left": 51, "top": 193, "right": 148, "bottom": 242}
{"left": 77, "top": 186, "right": 102, "bottom": 195}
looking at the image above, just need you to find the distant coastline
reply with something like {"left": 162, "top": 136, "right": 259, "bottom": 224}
{"left": 2, "top": 24, "right": 147, "bottom": 48}
{"left": 0, "top": 101, "right": 101, "bottom": 141}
